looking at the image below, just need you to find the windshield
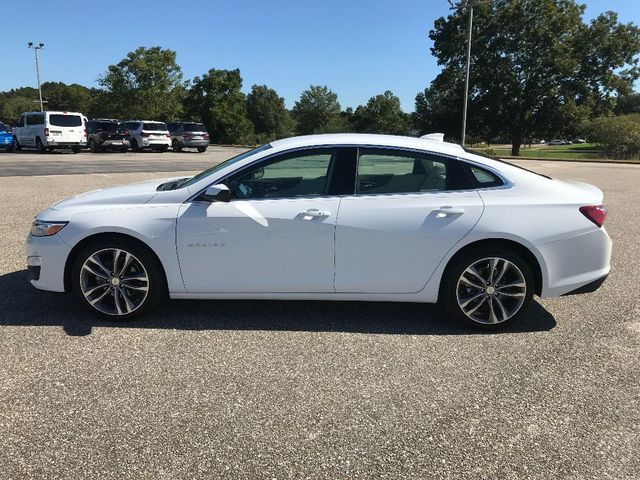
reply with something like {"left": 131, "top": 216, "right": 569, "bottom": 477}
{"left": 143, "top": 123, "right": 168, "bottom": 131}
{"left": 163, "top": 144, "right": 273, "bottom": 191}
{"left": 0, "top": 122, "right": 9, "bottom": 132}
{"left": 184, "top": 123, "right": 207, "bottom": 132}
{"left": 49, "top": 114, "right": 82, "bottom": 127}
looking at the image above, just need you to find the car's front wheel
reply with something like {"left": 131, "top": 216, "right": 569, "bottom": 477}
{"left": 441, "top": 247, "right": 534, "bottom": 330}
{"left": 71, "top": 239, "right": 166, "bottom": 319}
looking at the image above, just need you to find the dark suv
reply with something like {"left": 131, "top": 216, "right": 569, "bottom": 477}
{"left": 167, "top": 122, "right": 209, "bottom": 153}
{"left": 86, "top": 119, "right": 130, "bottom": 152}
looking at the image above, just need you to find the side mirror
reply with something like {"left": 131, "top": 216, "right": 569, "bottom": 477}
{"left": 201, "top": 184, "right": 230, "bottom": 203}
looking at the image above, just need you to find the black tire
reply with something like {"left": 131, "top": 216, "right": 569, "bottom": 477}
{"left": 70, "top": 237, "right": 166, "bottom": 320}
{"left": 71, "top": 146, "right": 82, "bottom": 154}
{"left": 440, "top": 246, "right": 535, "bottom": 330}
{"left": 172, "top": 140, "right": 182, "bottom": 152}
{"left": 131, "top": 139, "right": 141, "bottom": 152}
{"left": 89, "top": 140, "right": 99, "bottom": 153}
{"left": 36, "top": 137, "right": 46, "bottom": 153}
{"left": 197, "top": 146, "right": 207, "bottom": 153}
{"left": 13, "top": 136, "right": 21, "bottom": 151}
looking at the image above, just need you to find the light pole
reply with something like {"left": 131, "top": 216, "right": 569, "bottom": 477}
{"left": 447, "top": 1, "right": 490, "bottom": 146}
{"left": 28, "top": 42, "right": 45, "bottom": 112}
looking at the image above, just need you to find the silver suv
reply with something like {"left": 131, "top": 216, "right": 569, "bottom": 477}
{"left": 167, "top": 122, "right": 209, "bottom": 153}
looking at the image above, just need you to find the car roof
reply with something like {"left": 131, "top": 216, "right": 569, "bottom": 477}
{"left": 269, "top": 133, "right": 466, "bottom": 157}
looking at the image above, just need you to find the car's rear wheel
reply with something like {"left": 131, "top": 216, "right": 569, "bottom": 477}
{"left": 71, "top": 239, "right": 166, "bottom": 320}
{"left": 197, "top": 146, "right": 207, "bottom": 153}
{"left": 441, "top": 247, "right": 534, "bottom": 330}
{"left": 172, "top": 140, "right": 182, "bottom": 152}
{"left": 71, "top": 146, "right": 82, "bottom": 154}
{"left": 89, "top": 140, "right": 99, "bottom": 153}
{"left": 13, "top": 136, "right": 21, "bottom": 151}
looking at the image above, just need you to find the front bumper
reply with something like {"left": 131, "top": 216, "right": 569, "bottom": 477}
{"left": 26, "top": 233, "right": 71, "bottom": 292}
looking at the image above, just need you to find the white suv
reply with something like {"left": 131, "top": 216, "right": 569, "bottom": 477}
{"left": 13, "top": 111, "right": 87, "bottom": 153}
{"left": 120, "top": 121, "right": 171, "bottom": 152}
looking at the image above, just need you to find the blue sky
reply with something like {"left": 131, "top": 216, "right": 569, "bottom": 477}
{"left": 0, "top": 0, "right": 638, "bottom": 111}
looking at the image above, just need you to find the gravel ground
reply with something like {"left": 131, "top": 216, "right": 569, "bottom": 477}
{"left": 0, "top": 154, "right": 638, "bottom": 479}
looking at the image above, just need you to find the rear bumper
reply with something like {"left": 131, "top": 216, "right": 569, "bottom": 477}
{"left": 45, "top": 140, "right": 86, "bottom": 148}
{"left": 141, "top": 138, "right": 171, "bottom": 148}
{"left": 181, "top": 139, "right": 209, "bottom": 148}
{"left": 102, "top": 139, "right": 130, "bottom": 149}
{"left": 539, "top": 227, "right": 612, "bottom": 298}
{"left": 562, "top": 274, "right": 608, "bottom": 296}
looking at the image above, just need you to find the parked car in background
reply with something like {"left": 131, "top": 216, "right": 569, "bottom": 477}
{"left": 120, "top": 121, "right": 171, "bottom": 152}
{"left": 573, "top": 138, "right": 587, "bottom": 144}
{"left": 0, "top": 122, "right": 14, "bottom": 152}
{"left": 13, "top": 111, "right": 86, "bottom": 153}
{"left": 86, "top": 119, "right": 130, "bottom": 153}
{"left": 548, "top": 139, "right": 566, "bottom": 146}
{"left": 167, "top": 122, "right": 209, "bottom": 153}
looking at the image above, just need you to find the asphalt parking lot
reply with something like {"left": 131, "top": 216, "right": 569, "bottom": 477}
{"left": 0, "top": 150, "right": 639, "bottom": 479}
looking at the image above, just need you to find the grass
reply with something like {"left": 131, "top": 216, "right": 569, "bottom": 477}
{"left": 471, "top": 143, "right": 605, "bottom": 160}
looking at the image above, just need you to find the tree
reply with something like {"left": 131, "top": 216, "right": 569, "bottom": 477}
{"left": 0, "top": 96, "right": 36, "bottom": 124}
{"left": 615, "top": 92, "right": 640, "bottom": 114}
{"left": 352, "top": 90, "right": 410, "bottom": 134}
{"left": 589, "top": 115, "right": 640, "bottom": 159}
{"left": 246, "top": 84, "right": 295, "bottom": 142}
{"left": 98, "top": 47, "right": 184, "bottom": 120}
{"left": 184, "top": 68, "right": 254, "bottom": 144}
{"left": 292, "top": 85, "right": 341, "bottom": 134}
{"left": 427, "top": 0, "right": 640, "bottom": 154}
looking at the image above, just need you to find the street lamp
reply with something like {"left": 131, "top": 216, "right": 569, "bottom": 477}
{"left": 27, "top": 42, "right": 45, "bottom": 112}
{"left": 447, "top": 1, "right": 490, "bottom": 146}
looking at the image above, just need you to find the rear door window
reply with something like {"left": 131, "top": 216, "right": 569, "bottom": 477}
{"left": 356, "top": 148, "right": 472, "bottom": 194}
{"left": 49, "top": 114, "right": 82, "bottom": 127}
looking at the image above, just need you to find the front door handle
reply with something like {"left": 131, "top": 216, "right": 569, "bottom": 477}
{"left": 301, "top": 209, "right": 331, "bottom": 218}
{"left": 434, "top": 206, "right": 465, "bottom": 218}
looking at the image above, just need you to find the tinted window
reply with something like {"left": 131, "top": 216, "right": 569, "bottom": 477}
{"left": 226, "top": 149, "right": 335, "bottom": 200}
{"left": 167, "top": 123, "right": 178, "bottom": 132}
{"left": 49, "top": 114, "right": 82, "bottom": 127}
{"left": 356, "top": 148, "right": 470, "bottom": 194}
{"left": 99, "top": 122, "right": 119, "bottom": 132}
{"left": 143, "top": 123, "right": 168, "bottom": 131}
{"left": 0, "top": 122, "right": 10, "bottom": 132}
{"left": 184, "top": 123, "right": 207, "bottom": 132}
{"left": 469, "top": 166, "right": 502, "bottom": 187}
{"left": 27, "top": 114, "right": 45, "bottom": 126}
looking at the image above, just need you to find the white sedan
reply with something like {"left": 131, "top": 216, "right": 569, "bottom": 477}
{"left": 26, "top": 134, "right": 612, "bottom": 329}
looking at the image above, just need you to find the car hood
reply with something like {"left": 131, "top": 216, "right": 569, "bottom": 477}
{"left": 49, "top": 177, "right": 181, "bottom": 212}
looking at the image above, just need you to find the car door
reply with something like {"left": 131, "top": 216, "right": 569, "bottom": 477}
{"left": 334, "top": 147, "right": 485, "bottom": 294}
{"left": 176, "top": 147, "right": 352, "bottom": 293}
{"left": 15, "top": 115, "right": 26, "bottom": 144}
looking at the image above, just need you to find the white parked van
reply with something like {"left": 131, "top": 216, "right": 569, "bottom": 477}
{"left": 14, "top": 111, "right": 87, "bottom": 153}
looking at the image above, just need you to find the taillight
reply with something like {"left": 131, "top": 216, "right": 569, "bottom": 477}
{"left": 580, "top": 205, "right": 607, "bottom": 228}
{"left": 44, "top": 127, "right": 49, "bottom": 137}
{"left": 83, "top": 128, "right": 87, "bottom": 137}
{"left": 122, "top": 130, "right": 129, "bottom": 136}
{"left": 183, "top": 133, "right": 192, "bottom": 138}
{"left": 204, "top": 133, "right": 209, "bottom": 139}
{"left": 141, "top": 132, "right": 150, "bottom": 137}
{"left": 165, "top": 133, "right": 170, "bottom": 138}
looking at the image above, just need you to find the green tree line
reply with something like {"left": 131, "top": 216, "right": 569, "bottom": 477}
{"left": 1, "top": 0, "right": 639, "bottom": 155}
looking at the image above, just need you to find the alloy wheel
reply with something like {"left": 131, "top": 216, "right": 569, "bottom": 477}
{"left": 79, "top": 248, "right": 150, "bottom": 316}
{"left": 456, "top": 257, "right": 527, "bottom": 325}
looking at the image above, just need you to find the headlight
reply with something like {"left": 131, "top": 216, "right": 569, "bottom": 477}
{"left": 30, "top": 220, "right": 68, "bottom": 237}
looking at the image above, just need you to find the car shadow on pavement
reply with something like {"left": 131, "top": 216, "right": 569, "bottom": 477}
{"left": 0, "top": 270, "right": 557, "bottom": 337}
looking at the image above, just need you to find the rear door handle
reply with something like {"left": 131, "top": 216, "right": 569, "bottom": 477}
{"left": 301, "top": 209, "right": 331, "bottom": 218}
{"left": 434, "top": 206, "right": 465, "bottom": 217}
